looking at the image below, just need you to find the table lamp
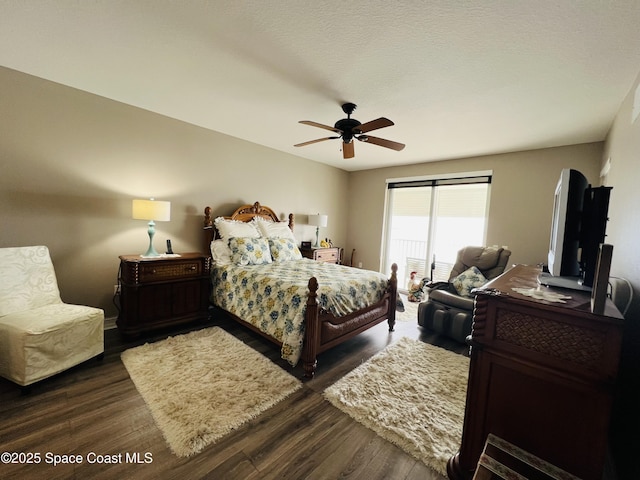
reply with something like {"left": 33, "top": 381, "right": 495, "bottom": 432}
{"left": 132, "top": 198, "right": 171, "bottom": 257}
{"left": 308, "top": 214, "right": 328, "bottom": 247}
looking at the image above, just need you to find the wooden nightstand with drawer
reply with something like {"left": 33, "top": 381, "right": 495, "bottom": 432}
{"left": 300, "top": 246, "right": 341, "bottom": 264}
{"left": 117, "top": 253, "right": 211, "bottom": 338}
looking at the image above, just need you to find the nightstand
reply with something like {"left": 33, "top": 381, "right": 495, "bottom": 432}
{"left": 117, "top": 253, "right": 211, "bottom": 338}
{"left": 300, "top": 246, "right": 341, "bottom": 264}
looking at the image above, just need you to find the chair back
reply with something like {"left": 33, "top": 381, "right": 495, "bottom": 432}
{"left": 610, "top": 277, "right": 633, "bottom": 316}
{"left": 448, "top": 246, "right": 512, "bottom": 282}
{"left": 0, "top": 246, "right": 62, "bottom": 317}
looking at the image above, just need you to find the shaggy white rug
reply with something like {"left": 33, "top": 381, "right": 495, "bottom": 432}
{"left": 396, "top": 293, "right": 419, "bottom": 322}
{"left": 324, "top": 337, "right": 469, "bottom": 476}
{"left": 121, "top": 326, "right": 302, "bottom": 457}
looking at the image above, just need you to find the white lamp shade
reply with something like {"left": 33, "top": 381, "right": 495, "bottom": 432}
{"left": 308, "top": 214, "right": 328, "bottom": 228}
{"left": 132, "top": 199, "right": 171, "bottom": 221}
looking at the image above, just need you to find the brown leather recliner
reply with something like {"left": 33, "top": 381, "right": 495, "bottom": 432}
{"left": 417, "top": 246, "right": 511, "bottom": 343}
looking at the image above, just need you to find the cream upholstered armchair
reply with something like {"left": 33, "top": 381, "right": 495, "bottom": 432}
{"left": 417, "top": 246, "right": 511, "bottom": 343}
{"left": 0, "top": 246, "right": 104, "bottom": 389}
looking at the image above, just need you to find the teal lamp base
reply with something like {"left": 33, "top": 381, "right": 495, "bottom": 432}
{"left": 142, "top": 220, "right": 160, "bottom": 257}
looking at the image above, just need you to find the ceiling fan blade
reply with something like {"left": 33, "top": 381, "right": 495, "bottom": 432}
{"left": 354, "top": 117, "right": 394, "bottom": 134}
{"left": 299, "top": 120, "right": 342, "bottom": 133}
{"left": 294, "top": 137, "right": 339, "bottom": 147}
{"left": 342, "top": 141, "right": 355, "bottom": 159}
{"left": 359, "top": 135, "right": 405, "bottom": 151}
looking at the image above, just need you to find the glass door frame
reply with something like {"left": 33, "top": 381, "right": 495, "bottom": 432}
{"left": 380, "top": 170, "right": 493, "bottom": 289}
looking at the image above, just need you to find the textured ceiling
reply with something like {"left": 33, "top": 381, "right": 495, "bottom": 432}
{"left": 2, "top": 1, "right": 640, "bottom": 171}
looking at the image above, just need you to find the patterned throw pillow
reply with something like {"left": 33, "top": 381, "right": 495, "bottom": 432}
{"left": 451, "top": 266, "right": 487, "bottom": 297}
{"left": 268, "top": 238, "right": 303, "bottom": 262}
{"left": 228, "top": 237, "right": 272, "bottom": 265}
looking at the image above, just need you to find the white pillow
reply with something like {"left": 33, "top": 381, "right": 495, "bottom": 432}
{"left": 252, "top": 217, "right": 296, "bottom": 242}
{"left": 214, "top": 217, "right": 260, "bottom": 240}
{"left": 210, "top": 239, "right": 232, "bottom": 265}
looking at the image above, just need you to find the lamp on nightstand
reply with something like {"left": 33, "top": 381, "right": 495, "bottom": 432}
{"left": 308, "top": 214, "right": 328, "bottom": 248}
{"left": 132, "top": 198, "right": 171, "bottom": 257}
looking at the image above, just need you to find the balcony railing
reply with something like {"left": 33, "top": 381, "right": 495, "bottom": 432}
{"left": 388, "top": 239, "right": 453, "bottom": 291}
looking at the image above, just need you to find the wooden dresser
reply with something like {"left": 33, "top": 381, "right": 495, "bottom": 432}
{"left": 300, "top": 246, "right": 341, "bottom": 264}
{"left": 448, "top": 264, "right": 624, "bottom": 480}
{"left": 117, "top": 253, "right": 211, "bottom": 338}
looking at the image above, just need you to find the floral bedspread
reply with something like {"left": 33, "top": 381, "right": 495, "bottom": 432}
{"left": 211, "top": 259, "right": 389, "bottom": 365}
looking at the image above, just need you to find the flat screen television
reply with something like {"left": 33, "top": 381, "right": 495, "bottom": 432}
{"left": 540, "top": 168, "right": 612, "bottom": 291}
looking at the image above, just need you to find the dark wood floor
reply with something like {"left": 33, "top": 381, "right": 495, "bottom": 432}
{"left": 0, "top": 306, "right": 468, "bottom": 480}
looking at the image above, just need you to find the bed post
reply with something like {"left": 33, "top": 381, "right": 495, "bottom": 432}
{"left": 302, "top": 276, "right": 320, "bottom": 379}
{"left": 203, "top": 206, "right": 214, "bottom": 255}
{"left": 387, "top": 263, "right": 398, "bottom": 332}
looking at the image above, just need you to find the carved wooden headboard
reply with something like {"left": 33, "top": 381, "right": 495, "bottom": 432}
{"left": 203, "top": 201, "right": 294, "bottom": 253}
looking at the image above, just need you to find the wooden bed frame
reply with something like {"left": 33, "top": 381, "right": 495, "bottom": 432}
{"left": 203, "top": 201, "right": 397, "bottom": 378}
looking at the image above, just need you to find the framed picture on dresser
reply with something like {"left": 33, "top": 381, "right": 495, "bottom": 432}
{"left": 591, "top": 243, "right": 613, "bottom": 315}
{"left": 301, "top": 241, "right": 312, "bottom": 249}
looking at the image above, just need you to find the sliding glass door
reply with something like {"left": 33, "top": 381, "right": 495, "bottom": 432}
{"left": 382, "top": 175, "right": 491, "bottom": 291}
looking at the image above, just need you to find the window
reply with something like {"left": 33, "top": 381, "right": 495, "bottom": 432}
{"left": 382, "top": 173, "right": 491, "bottom": 291}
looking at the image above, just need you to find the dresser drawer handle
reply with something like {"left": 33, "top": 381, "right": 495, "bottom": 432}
{"left": 189, "top": 265, "right": 197, "bottom": 271}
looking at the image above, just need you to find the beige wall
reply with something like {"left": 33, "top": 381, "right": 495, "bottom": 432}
{"left": 601, "top": 69, "right": 640, "bottom": 479}
{"left": 603, "top": 70, "right": 640, "bottom": 303}
{"left": 0, "top": 67, "right": 349, "bottom": 318}
{"left": 346, "top": 143, "right": 604, "bottom": 273}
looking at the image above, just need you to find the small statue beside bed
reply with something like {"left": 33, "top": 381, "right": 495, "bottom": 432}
{"left": 407, "top": 271, "right": 429, "bottom": 302}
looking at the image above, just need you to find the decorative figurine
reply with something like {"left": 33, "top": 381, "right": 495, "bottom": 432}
{"left": 407, "top": 271, "right": 427, "bottom": 302}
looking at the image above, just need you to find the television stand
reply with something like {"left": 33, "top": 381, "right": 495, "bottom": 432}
{"left": 537, "top": 271, "right": 591, "bottom": 292}
{"left": 448, "top": 264, "right": 623, "bottom": 480}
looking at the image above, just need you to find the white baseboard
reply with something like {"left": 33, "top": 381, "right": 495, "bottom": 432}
{"left": 104, "top": 316, "right": 117, "bottom": 330}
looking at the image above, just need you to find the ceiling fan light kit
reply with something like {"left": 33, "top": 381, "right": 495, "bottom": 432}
{"left": 295, "top": 103, "right": 405, "bottom": 159}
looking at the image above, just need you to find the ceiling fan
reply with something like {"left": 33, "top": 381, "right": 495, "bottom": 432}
{"left": 294, "top": 103, "right": 405, "bottom": 159}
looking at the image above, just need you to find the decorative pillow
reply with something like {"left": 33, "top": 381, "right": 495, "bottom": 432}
{"left": 210, "top": 239, "right": 232, "bottom": 266}
{"left": 268, "top": 238, "right": 303, "bottom": 262}
{"left": 228, "top": 237, "right": 272, "bottom": 265}
{"left": 214, "top": 217, "right": 260, "bottom": 240}
{"left": 252, "top": 217, "right": 296, "bottom": 242}
{"left": 451, "top": 266, "right": 487, "bottom": 297}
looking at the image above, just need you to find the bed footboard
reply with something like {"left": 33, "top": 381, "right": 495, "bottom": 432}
{"left": 302, "top": 263, "right": 398, "bottom": 378}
